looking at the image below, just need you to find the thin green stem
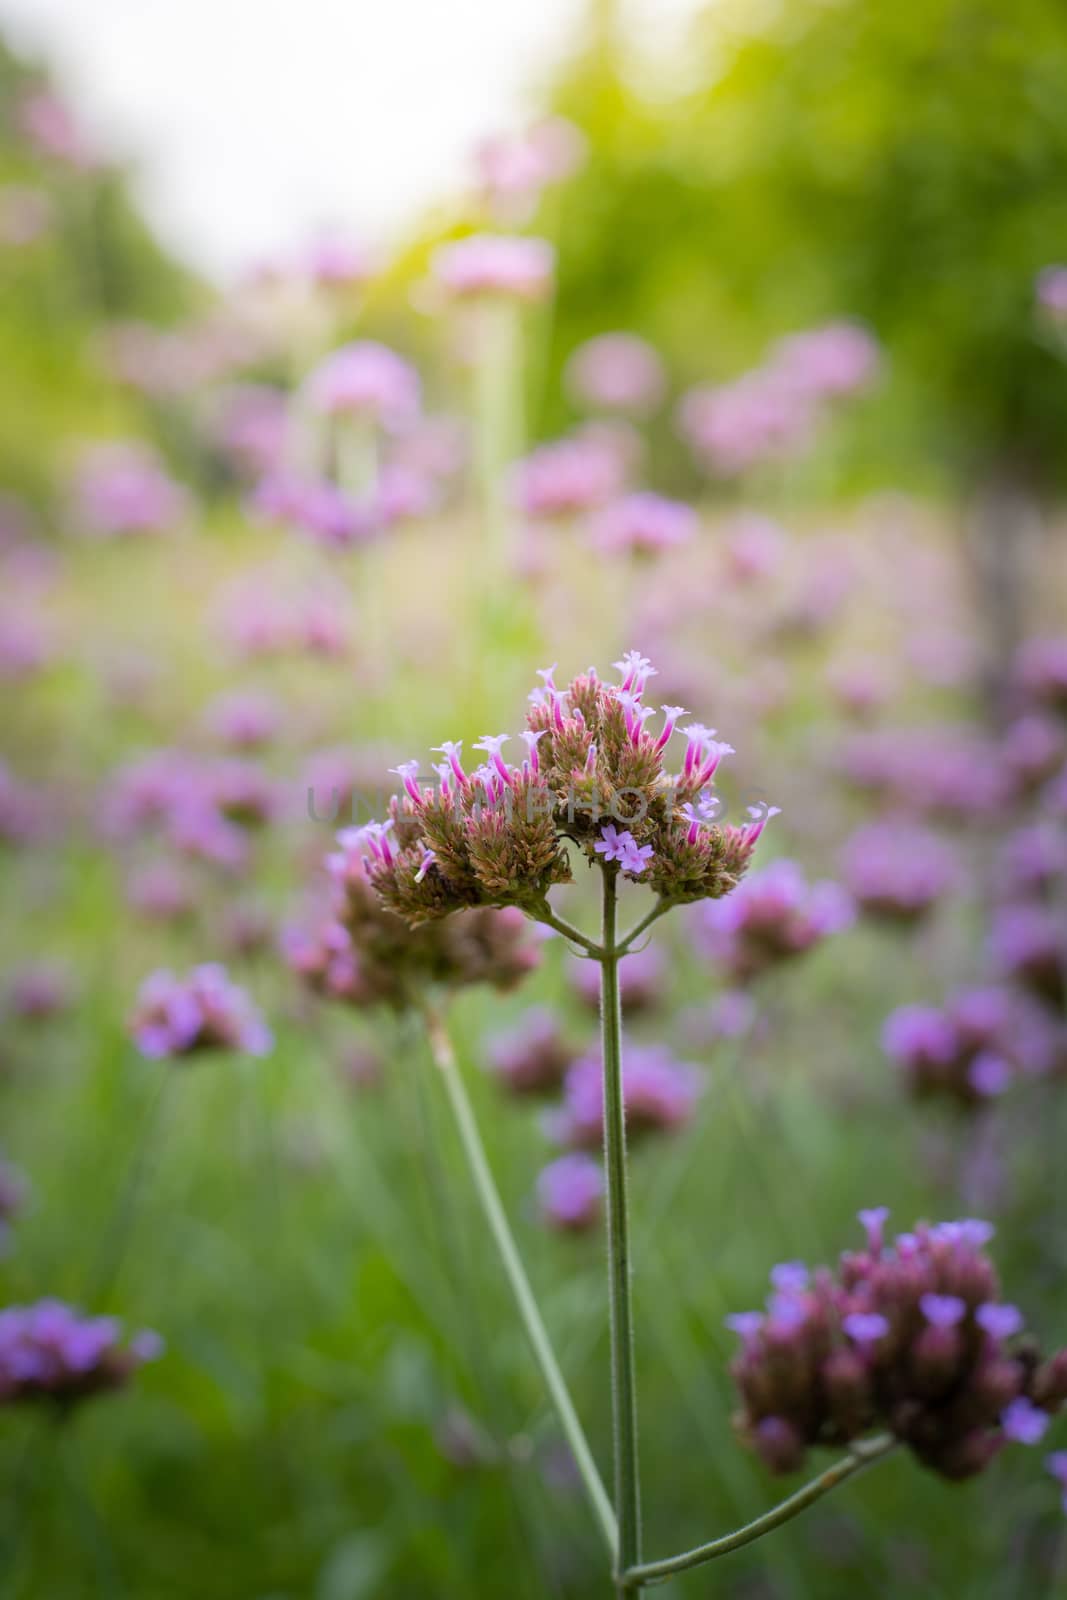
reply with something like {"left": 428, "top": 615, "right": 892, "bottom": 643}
{"left": 421, "top": 1004, "right": 617, "bottom": 1557}
{"left": 616, "top": 900, "right": 670, "bottom": 957}
{"left": 622, "top": 1435, "right": 897, "bottom": 1588}
{"left": 531, "top": 903, "right": 602, "bottom": 959}
{"left": 600, "top": 867, "right": 642, "bottom": 1592}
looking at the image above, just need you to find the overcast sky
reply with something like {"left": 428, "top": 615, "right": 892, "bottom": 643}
{"left": 1, "top": 0, "right": 701, "bottom": 283}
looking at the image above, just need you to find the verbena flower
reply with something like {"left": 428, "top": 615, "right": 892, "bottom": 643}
{"left": 513, "top": 435, "right": 626, "bottom": 520}
{"left": 0, "top": 1301, "right": 161, "bottom": 1409}
{"left": 882, "top": 987, "right": 1056, "bottom": 1108}
{"left": 304, "top": 341, "right": 420, "bottom": 431}
{"left": 537, "top": 1153, "right": 603, "bottom": 1232}
{"left": 728, "top": 1211, "right": 1067, "bottom": 1479}
{"left": 72, "top": 443, "right": 189, "bottom": 538}
{"left": 345, "top": 655, "right": 775, "bottom": 925}
{"left": 486, "top": 1007, "right": 577, "bottom": 1097}
{"left": 4, "top": 962, "right": 74, "bottom": 1022}
{"left": 565, "top": 333, "right": 665, "bottom": 417}
{"left": 695, "top": 859, "right": 853, "bottom": 984}
{"left": 431, "top": 233, "right": 555, "bottom": 302}
{"left": 129, "top": 964, "right": 272, "bottom": 1059}
{"left": 988, "top": 905, "right": 1065, "bottom": 1012}
{"left": 841, "top": 822, "right": 959, "bottom": 923}
{"left": 588, "top": 492, "right": 697, "bottom": 559}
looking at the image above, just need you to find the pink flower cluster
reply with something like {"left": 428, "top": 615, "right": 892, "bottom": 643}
{"left": 695, "top": 858, "right": 854, "bottom": 983}
{"left": 883, "top": 987, "right": 1059, "bottom": 1108}
{"left": 129, "top": 964, "right": 272, "bottom": 1060}
{"left": 0, "top": 1301, "right": 161, "bottom": 1409}
{"left": 729, "top": 1211, "right": 1067, "bottom": 1479}
{"left": 679, "top": 321, "right": 879, "bottom": 476}
{"left": 72, "top": 443, "right": 189, "bottom": 538}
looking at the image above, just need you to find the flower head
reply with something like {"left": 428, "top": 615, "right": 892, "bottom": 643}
{"left": 129, "top": 965, "right": 272, "bottom": 1060}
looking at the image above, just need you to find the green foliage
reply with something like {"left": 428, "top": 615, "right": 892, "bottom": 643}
{"left": 539, "top": 0, "right": 1067, "bottom": 491}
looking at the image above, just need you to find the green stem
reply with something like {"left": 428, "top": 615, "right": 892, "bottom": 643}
{"left": 616, "top": 900, "right": 670, "bottom": 957}
{"left": 622, "top": 1435, "right": 897, "bottom": 1588}
{"left": 531, "top": 903, "right": 602, "bottom": 958}
{"left": 421, "top": 1004, "right": 617, "bottom": 1557}
{"left": 600, "top": 867, "right": 642, "bottom": 1592}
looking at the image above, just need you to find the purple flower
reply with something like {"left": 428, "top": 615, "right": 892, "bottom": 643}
{"left": 843, "top": 1312, "right": 890, "bottom": 1345}
{"left": 729, "top": 1212, "right": 1067, "bottom": 1482}
{"left": 432, "top": 233, "right": 554, "bottom": 302}
{"left": 976, "top": 1304, "right": 1024, "bottom": 1342}
{"left": 305, "top": 341, "right": 420, "bottom": 431}
{"left": 858, "top": 1207, "right": 890, "bottom": 1254}
{"left": 589, "top": 492, "right": 696, "bottom": 559}
{"left": 593, "top": 824, "right": 636, "bottom": 865}
{"left": 920, "top": 1294, "right": 967, "bottom": 1329}
{"left": 565, "top": 333, "right": 665, "bottom": 416}
{"left": 537, "top": 1153, "right": 603, "bottom": 1232}
{"left": 1001, "top": 1398, "right": 1051, "bottom": 1446}
{"left": 129, "top": 964, "right": 272, "bottom": 1061}
{"left": 486, "top": 1007, "right": 576, "bottom": 1097}
{"left": 0, "top": 1300, "right": 160, "bottom": 1409}
{"left": 695, "top": 859, "right": 852, "bottom": 984}
{"left": 72, "top": 443, "right": 189, "bottom": 538}
{"left": 841, "top": 821, "right": 959, "bottom": 922}
{"left": 513, "top": 434, "right": 625, "bottom": 519}
{"left": 557, "top": 1045, "right": 702, "bottom": 1148}
{"left": 726, "top": 1312, "right": 765, "bottom": 1343}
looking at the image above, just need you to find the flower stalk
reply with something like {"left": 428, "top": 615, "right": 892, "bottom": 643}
{"left": 420, "top": 1002, "right": 617, "bottom": 1556}
{"left": 620, "top": 1434, "right": 898, "bottom": 1588}
{"left": 599, "top": 867, "right": 643, "bottom": 1591}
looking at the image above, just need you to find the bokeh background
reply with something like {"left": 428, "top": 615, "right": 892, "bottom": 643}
{"left": 2, "top": 1, "right": 1067, "bottom": 1595}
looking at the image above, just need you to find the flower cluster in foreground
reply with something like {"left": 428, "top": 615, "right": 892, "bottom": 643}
{"left": 345, "top": 653, "right": 776, "bottom": 925}
{"left": 0, "top": 1300, "right": 162, "bottom": 1408}
{"left": 729, "top": 1212, "right": 1067, "bottom": 1479}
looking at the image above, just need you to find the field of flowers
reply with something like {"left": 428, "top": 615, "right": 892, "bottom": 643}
{"left": 2, "top": 17, "right": 1067, "bottom": 1599}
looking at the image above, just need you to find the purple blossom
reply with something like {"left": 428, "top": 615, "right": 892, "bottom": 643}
{"left": 841, "top": 822, "right": 959, "bottom": 922}
{"left": 843, "top": 1312, "right": 890, "bottom": 1345}
{"left": 695, "top": 859, "right": 853, "bottom": 984}
{"left": 729, "top": 1212, "right": 1067, "bottom": 1481}
{"left": 513, "top": 433, "right": 625, "bottom": 519}
{"left": 976, "top": 1304, "right": 1024, "bottom": 1342}
{"left": 589, "top": 492, "right": 697, "bottom": 558}
{"left": 305, "top": 341, "right": 420, "bottom": 430}
{"left": 72, "top": 443, "right": 189, "bottom": 538}
{"left": 432, "top": 233, "right": 555, "bottom": 301}
{"left": 486, "top": 1007, "right": 576, "bottom": 1097}
{"left": 129, "top": 965, "right": 272, "bottom": 1060}
{"left": 920, "top": 1294, "right": 967, "bottom": 1329}
{"left": 1001, "top": 1398, "right": 1051, "bottom": 1446}
{"left": 565, "top": 333, "right": 666, "bottom": 416}
{"left": 556, "top": 1045, "right": 702, "bottom": 1148}
{"left": 0, "top": 1300, "right": 161, "bottom": 1409}
{"left": 537, "top": 1153, "right": 603, "bottom": 1232}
